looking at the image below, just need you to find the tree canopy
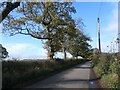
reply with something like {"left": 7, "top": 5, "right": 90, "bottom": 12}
{"left": 2, "top": 2, "right": 92, "bottom": 60}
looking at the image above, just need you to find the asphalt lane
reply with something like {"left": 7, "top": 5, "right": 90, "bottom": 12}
{"left": 24, "top": 61, "right": 98, "bottom": 89}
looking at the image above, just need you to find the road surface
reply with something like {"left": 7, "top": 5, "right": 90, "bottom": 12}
{"left": 24, "top": 61, "right": 100, "bottom": 89}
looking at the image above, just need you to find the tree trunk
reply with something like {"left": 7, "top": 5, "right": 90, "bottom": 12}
{"left": 47, "top": 27, "right": 54, "bottom": 60}
{"left": 48, "top": 41, "right": 54, "bottom": 60}
{"left": 76, "top": 56, "right": 78, "bottom": 59}
{"left": 50, "top": 51, "right": 54, "bottom": 60}
{"left": 63, "top": 47, "right": 67, "bottom": 60}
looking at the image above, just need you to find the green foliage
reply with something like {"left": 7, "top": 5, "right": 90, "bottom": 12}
{"left": 93, "top": 53, "right": 111, "bottom": 75}
{"left": 109, "top": 59, "right": 117, "bottom": 74}
{"left": 66, "top": 28, "right": 92, "bottom": 59}
{"left": 94, "top": 61, "right": 106, "bottom": 76}
{"left": 42, "top": 2, "right": 76, "bottom": 59}
{"left": 0, "top": 44, "right": 8, "bottom": 59}
{"left": 100, "top": 54, "right": 111, "bottom": 74}
{"left": 91, "top": 48, "right": 100, "bottom": 67}
{"left": 101, "top": 74, "right": 118, "bottom": 89}
{"left": 2, "top": 2, "right": 92, "bottom": 60}
{"left": 3, "top": 2, "right": 78, "bottom": 59}
{"left": 93, "top": 52, "right": 120, "bottom": 89}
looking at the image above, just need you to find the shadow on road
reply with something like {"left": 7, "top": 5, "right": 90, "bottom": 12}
{"left": 74, "top": 66, "right": 93, "bottom": 69}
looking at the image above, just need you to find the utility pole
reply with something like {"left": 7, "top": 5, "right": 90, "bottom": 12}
{"left": 98, "top": 17, "right": 101, "bottom": 53}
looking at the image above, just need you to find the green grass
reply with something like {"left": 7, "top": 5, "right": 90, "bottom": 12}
{"left": 2, "top": 59, "right": 87, "bottom": 88}
{"left": 94, "top": 66, "right": 120, "bottom": 89}
{"left": 101, "top": 73, "right": 119, "bottom": 89}
{"left": 93, "top": 66, "right": 102, "bottom": 77}
{"left": 92, "top": 53, "right": 120, "bottom": 89}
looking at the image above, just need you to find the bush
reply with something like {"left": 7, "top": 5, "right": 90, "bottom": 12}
{"left": 93, "top": 53, "right": 111, "bottom": 75}
{"left": 94, "top": 60, "right": 106, "bottom": 76}
{"left": 101, "top": 73, "right": 118, "bottom": 88}
{"left": 93, "top": 53, "right": 120, "bottom": 89}
{"left": 109, "top": 59, "right": 117, "bottom": 74}
{"left": 91, "top": 54, "right": 100, "bottom": 67}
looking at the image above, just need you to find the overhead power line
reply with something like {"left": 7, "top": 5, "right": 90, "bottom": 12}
{"left": 98, "top": 2, "right": 103, "bottom": 17}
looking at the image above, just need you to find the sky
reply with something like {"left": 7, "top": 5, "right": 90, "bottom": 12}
{"left": 0, "top": 2, "right": 119, "bottom": 60}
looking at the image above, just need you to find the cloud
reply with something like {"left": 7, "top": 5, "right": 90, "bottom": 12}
{"left": 92, "top": 3, "right": 118, "bottom": 52}
{"left": 103, "top": 3, "right": 118, "bottom": 33}
{"left": 55, "top": 52, "right": 72, "bottom": 58}
{"left": 2, "top": 42, "right": 72, "bottom": 60}
{"left": 105, "top": 22, "right": 117, "bottom": 32}
{"left": 101, "top": 3, "right": 118, "bottom": 52}
{"left": 2, "top": 43, "right": 47, "bottom": 60}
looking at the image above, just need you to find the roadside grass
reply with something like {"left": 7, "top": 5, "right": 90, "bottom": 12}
{"left": 2, "top": 59, "right": 87, "bottom": 88}
{"left": 101, "top": 73, "right": 118, "bottom": 89}
{"left": 93, "top": 66, "right": 102, "bottom": 77}
{"left": 94, "top": 66, "right": 120, "bottom": 89}
{"left": 92, "top": 52, "right": 120, "bottom": 89}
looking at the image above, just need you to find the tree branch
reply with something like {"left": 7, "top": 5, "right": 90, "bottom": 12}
{"left": 1, "top": 2, "right": 20, "bottom": 22}
{"left": 19, "top": 29, "right": 51, "bottom": 40}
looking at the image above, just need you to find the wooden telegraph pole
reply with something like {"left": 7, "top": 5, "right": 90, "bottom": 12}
{"left": 98, "top": 17, "right": 101, "bottom": 53}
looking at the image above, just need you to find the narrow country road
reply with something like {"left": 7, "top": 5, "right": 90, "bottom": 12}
{"left": 24, "top": 61, "right": 100, "bottom": 89}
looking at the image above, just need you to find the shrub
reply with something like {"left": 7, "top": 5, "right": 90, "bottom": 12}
{"left": 91, "top": 54, "right": 100, "bottom": 67}
{"left": 95, "top": 60, "right": 106, "bottom": 76}
{"left": 93, "top": 53, "right": 120, "bottom": 89}
{"left": 101, "top": 73, "right": 118, "bottom": 88}
{"left": 94, "top": 53, "right": 111, "bottom": 75}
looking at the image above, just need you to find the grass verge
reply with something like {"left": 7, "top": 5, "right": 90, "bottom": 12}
{"left": 94, "top": 66, "right": 120, "bottom": 89}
